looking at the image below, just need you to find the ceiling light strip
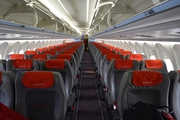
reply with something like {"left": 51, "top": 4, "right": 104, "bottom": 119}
{"left": 86, "top": 0, "right": 89, "bottom": 23}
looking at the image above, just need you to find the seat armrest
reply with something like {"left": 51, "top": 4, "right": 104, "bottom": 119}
{"left": 105, "top": 92, "right": 114, "bottom": 110}
{"left": 99, "top": 78, "right": 106, "bottom": 87}
{"left": 64, "top": 111, "right": 72, "bottom": 120}
{"left": 108, "top": 109, "right": 121, "bottom": 120}
{"left": 73, "top": 78, "right": 79, "bottom": 89}
{"left": 67, "top": 93, "right": 75, "bottom": 111}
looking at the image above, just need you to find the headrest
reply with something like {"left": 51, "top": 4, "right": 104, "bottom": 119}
{"left": 25, "top": 51, "right": 37, "bottom": 55}
{"left": 129, "top": 54, "right": 143, "bottom": 62}
{"left": 12, "top": 59, "right": 33, "bottom": 69}
{"left": 45, "top": 59, "right": 65, "bottom": 69}
{"left": 114, "top": 60, "right": 134, "bottom": 69}
{"left": 22, "top": 72, "right": 54, "bottom": 88}
{"left": 106, "top": 54, "right": 121, "bottom": 61}
{"left": 33, "top": 54, "right": 47, "bottom": 60}
{"left": 132, "top": 71, "right": 163, "bottom": 86}
{"left": 0, "top": 72, "right": 2, "bottom": 83}
{"left": 145, "top": 60, "right": 163, "bottom": 69}
{"left": 9, "top": 54, "right": 24, "bottom": 60}
{"left": 56, "top": 54, "right": 72, "bottom": 60}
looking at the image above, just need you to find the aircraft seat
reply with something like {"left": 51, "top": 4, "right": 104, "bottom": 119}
{"left": 15, "top": 71, "right": 68, "bottom": 120}
{"left": 63, "top": 50, "right": 80, "bottom": 68}
{"left": 55, "top": 54, "right": 77, "bottom": 80}
{"left": 104, "top": 59, "right": 139, "bottom": 107}
{"left": 0, "top": 71, "right": 15, "bottom": 109}
{"left": 7, "top": 54, "right": 27, "bottom": 60}
{"left": 43, "top": 50, "right": 59, "bottom": 58}
{"left": 128, "top": 54, "right": 145, "bottom": 61}
{"left": 168, "top": 70, "right": 180, "bottom": 120}
{"left": 120, "top": 51, "right": 132, "bottom": 59}
{"left": 28, "top": 54, "right": 52, "bottom": 60}
{"left": 6, "top": 59, "right": 40, "bottom": 74}
{"left": 24, "top": 50, "right": 37, "bottom": 55}
{"left": 0, "top": 60, "right": 6, "bottom": 71}
{"left": 40, "top": 59, "right": 74, "bottom": 101}
{"left": 101, "top": 54, "right": 123, "bottom": 78}
{"left": 140, "top": 59, "right": 168, "bottom": 73}
{"left": 116, "top": 71, "right": 170, "bottom": 119}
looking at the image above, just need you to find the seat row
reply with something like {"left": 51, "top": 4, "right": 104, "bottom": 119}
{"left": 0, "top": 41, "right": 85, "bottom": 120}
{"left": 1, "top": 41, "right": 85, "bottom": 76}
{"left": 0, "top": 70, "right": 74, "bottom": 120}
{"left": 7, "top": 41, "right": 84, "bottom": 63}
{"left": 88, "top": 42, "right": 179, "bottom": 120}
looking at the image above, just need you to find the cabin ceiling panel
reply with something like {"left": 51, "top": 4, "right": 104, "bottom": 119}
{"left": 0, "top": 0, "right": 14, "bottom": 17}
{"left": 60, "top": 0, "right": 87, "bottom": 28}
{"left": 0, "top": 0, "right": 171, "bottom": 37}
{"left": 7, "top": 13, "right": 35, "bottom": 26}
{"left": 95, "top": 5, "right": 180, "bottom": 39}
{"left": 130, "top": 0, "right": 154, "bottom": 12}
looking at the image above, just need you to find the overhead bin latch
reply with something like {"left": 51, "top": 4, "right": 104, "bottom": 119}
{"left": 144, "top": 9, "right": 155, "bottom": 16}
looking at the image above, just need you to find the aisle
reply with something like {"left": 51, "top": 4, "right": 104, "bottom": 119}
{"left": 76, "top": 50, "right": 103, "bottom": 120}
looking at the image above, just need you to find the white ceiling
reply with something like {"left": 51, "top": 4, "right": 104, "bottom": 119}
{"left": 0, "top": 0, "right": 175, "bottom": 39}
{"left": 35, "top": 0, "right": 166, "bottom": 35}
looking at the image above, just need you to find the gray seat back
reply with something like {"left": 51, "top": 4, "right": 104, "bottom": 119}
{"left": 107, "top": 59, "right": 139, "bottom": 103}
{"left": 0, "top": 71, "right": 15, "bottom": 109}
{"left": 140, "top": 59, "right": 168, "bottom": 73}
{"left": 0, "top": 60, "right": 6, "bottom": 71}
{"left": 40, "top": 59, "right": 73, "bottom": 101}
{"left": 117, "top": 70, "right": 170, "bottom": 118}
{"left": 168, "top": 70, "right": 180, "bottom": 120}
{"left": 55, "top": 54, "right": 77, "bottom": 79}
{"left": 28, "top": 54, "right": 52, "bottom": 60}
{"left": 102, "top": 54, "right": 123, "bottom": 80}
{"left": 15, "top": 71, "right": 66, "bottom": 120}
{"left": 6, "top": 59, "right": 39, "bottom": 75}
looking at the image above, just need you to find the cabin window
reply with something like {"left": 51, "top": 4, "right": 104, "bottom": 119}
{"left": 133, "top": 51, "right": 137, "bottom": 54}
{"left": 8, "top": 52, "right": 14, "bottom": 55}
{"left": 150, "top": 55, "right": 156, "bottom": 59}
{"left": 0, "top": 54, "right": 2, "bottom": 59}
{"left": 19, "top": 50, "right": 24, "bottom": 54}
{"left": 173, "top": 44, "right": 180, "bottom": 69}
{"left": 155, "top": 43, "right": 174, "bottom": 72}
{"left": 141, "top": 53, "right": 146, "bottom": 59}
{"left": 163, "top": 58, "right": 174, "bottom": 72}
